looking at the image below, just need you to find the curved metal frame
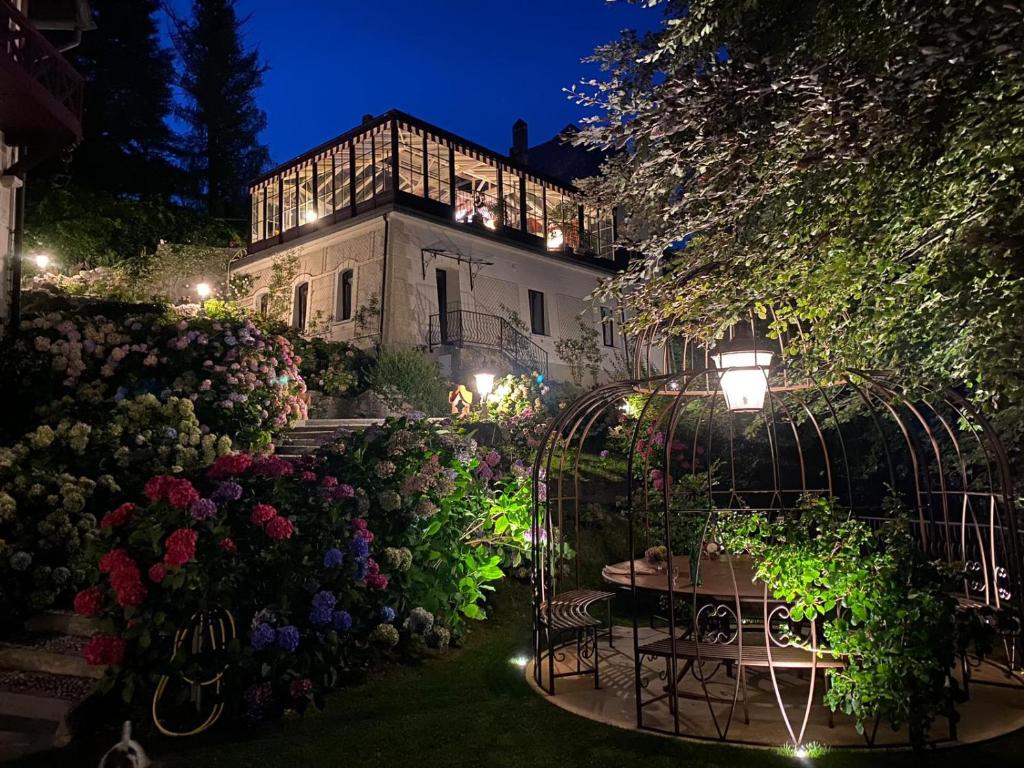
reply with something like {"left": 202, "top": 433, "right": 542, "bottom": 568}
{"left": 531, "top": 329, "right": 1021, "bottom": 748}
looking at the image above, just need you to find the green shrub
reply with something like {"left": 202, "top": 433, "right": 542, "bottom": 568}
{"left": 367, "top": 347, "right": 450, "bottom": 415}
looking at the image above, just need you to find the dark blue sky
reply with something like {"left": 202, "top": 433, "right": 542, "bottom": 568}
{"left": 165, "top": 1, "right": 661, "bottom": 167}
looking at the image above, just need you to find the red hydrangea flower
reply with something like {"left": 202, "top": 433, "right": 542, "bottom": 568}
{"left": 83, "top": 634, "right": 126, "bottom": 666}
{"left": 73, "top": 586, "right": 104, "bottom": 617}
{"left": 143, "top": 475, "right": 174, "bottom": 502}
{"left": 289, "top": 677, "right": 313, "bottom": 699}
{"left": 265, "top": 515, "right": 294, "bottom": 541}
{"left": 207, "top": 452, "right": 253, "bottom": 480}
{"left": 366, "top": 573, "right": 389, "bottom": 590}
{"left": 99, "top": 549, "right": 134, "bottom": 574}
{"left": 320, "top": 475, "right": 338, "bottom": 488}
{"left": 219, "top": 537, "right": 237, "bottom": 554}
{"left": 163, "top": 528, "right": 198, "bottom": 567}
{"left": 166, "top": 479, "right": 200, "bottom": 510}
{"left": 251, "top": 455, "right": 295, "bottom": 478}
{"left": 250, "top": 503, "right": 277, "bottom": 526}
{"left": 100, "top": 502, "right": 136, "bottom": 529}
{"left": 300, "top": 471, "right": 317, "bottom": 483}
{"left": 148, "top": 563, "right": 166, "bottom": 583}
{"left": 114, "top": 579, "right": 147, "bottom": 608}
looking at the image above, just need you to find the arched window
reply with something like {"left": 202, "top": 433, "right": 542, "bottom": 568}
{"left": 337, "top": 269, "right": 353, "bottom": 321}
{"left": 258, "top": 293, "right": 270, "bottom": 318}
{"left": 293, "top": 282, "right": 309, "bottom": 330}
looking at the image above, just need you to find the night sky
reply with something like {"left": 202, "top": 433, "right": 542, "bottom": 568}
{"left": 164, "top": 0, "right": 661, "bottom": 166}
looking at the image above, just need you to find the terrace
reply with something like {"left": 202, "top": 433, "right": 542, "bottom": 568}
{"left": 247, "top": 110, "right": 621, "bottom": 270}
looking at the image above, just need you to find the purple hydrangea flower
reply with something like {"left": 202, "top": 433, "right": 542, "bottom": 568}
{"left": 354, "top": 558, "right": 368, "bottom": 581}
{"left": 323, "top": 548, "right": 344, "bottom": 568}
{"left": 309, "top": 606, "right": 333, "bottom": 626}
{"left": 212, "top": 480, "right": 243, "bottom": 502}
{"left": 276, "top": 625, "right": 300, "bottom": 652}
{"left": 349, "top": 537, "right": 369, "bottom": 559}
{"left": 379, "top": 606, "right": 396, "bottom": 623}
{"left": 332, "top": 610, "right": 352, "bottom": 632}
{"left": 312, "top": 590, "right": 336, "bottom": 611}
{"left": 250, "top": 622, "right": 275, "bottom": 650}
{"left": 190, "top": 498, "right": 218, "bottom": 521}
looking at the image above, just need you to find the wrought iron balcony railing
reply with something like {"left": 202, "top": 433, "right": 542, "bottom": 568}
{"left": 428, "top": 309, "right": 549, "bottom": 379}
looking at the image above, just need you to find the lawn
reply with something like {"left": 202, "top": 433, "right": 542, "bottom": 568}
{"left": 13, "top": 580, "right": 1024, "bottom": 768}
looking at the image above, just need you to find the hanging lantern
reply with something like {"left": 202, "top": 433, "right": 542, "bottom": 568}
{"left": 711, "top": 337, "right": 774, "bottom": 412}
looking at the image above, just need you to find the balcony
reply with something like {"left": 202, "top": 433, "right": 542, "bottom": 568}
{"left": 0, "top": 0, "right": 84, "bottom": 161}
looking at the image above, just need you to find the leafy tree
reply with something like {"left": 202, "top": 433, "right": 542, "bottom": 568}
{"left": 63, "top": 0, "right": 178, "bottom": 196}
{"left": 573, "top": 0, "right": 1024, "bottom": 421}
{"left": 172, "top": 0, "right": 271, "bottom": 218}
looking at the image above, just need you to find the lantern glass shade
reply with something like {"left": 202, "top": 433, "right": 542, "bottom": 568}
{"left": 474, "top": 373, "right": 495, "bottom": 398}
{"left": 712, "top": 350, "right": 774, "bottom": 411}
{"left": 195, "top": 282, "right": 212, "bottom": 299}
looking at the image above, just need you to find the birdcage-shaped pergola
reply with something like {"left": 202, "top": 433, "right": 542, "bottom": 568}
{"left": 530, "top": 321, "right": 1021, "bottom": 747}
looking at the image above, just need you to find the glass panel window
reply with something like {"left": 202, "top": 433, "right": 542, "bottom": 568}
{"left": 316, "top": 159, "right": 334, "bottom": 218}
{"left": 251, "top": 186, "right": 264, "bottom": 241}
{"left": 528, "top": 289, "right": 546, "bottom": 335}
{"left": 353, "top": 131, "right": 374, "bottom": 204}
{"left": 398, "top": 124, "right": 424, "bottom": 197}
{"left": 298, "top": 164, "right": 315, "bottom": 225}
{"left": 601, "top": 306, "right": 615, "bottom": 347}
{"left": 453, "top": 148, "right": 499, "bottom": 230}
{"left": 501, "top": 167, "right": 521, "bottom": 230}
{"left": 266, "top": 180, "right": 280, "bottom": 236}
{"left": 282, "top": 172, "right": 297, "bottom": 230}
{"left": 333, "top": 147, "right": 351, "bottom": 211}
{"left": 524, "top": 178, "right": 544, "bottom": 238}
{"left": 425, "top": 134, "right": 451, "bottom": 205}
{"left": 293, "top": 282, "right": 309, "bottom": 330}
{"left": 545, "top": 187, "right": 579, "bottom": 251}
{"left": 337, "top": 269, "right": 353, "bottom": 321}
{"left": 584, "top": 205, "right": 615, "bottom": 259}
{"left": 373, "top": 125, "right": 393, "bottom": 196}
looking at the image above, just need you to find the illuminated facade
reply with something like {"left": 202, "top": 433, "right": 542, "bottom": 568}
{"left": 233, "top": 110, "right": 627, "bottom": 382}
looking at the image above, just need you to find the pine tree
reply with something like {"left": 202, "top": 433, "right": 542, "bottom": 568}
{"left": 173, "top": 0, "right": 270, "bottom": 218}
{"left": 67, "top": 0, "right": 177, "bottom": 196}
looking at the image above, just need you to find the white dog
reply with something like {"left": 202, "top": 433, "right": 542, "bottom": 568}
{"left": 98, "top": 721, "right": 151, "bottom": 768}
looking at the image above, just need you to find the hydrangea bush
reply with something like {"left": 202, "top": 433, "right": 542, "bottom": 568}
{"left": 79, "top": 453, "right": 403, "bottom": 721}
{"left": 0, "top": 396, "right": 232, "bottom": 616}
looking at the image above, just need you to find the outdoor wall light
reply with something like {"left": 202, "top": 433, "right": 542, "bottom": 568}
{"left": 304, "top": 209, "right": 318, "bottom": 224}
{"left": 33, "top": 253, "right": 50, "bottom": 270}
{"left": 711, "top": 335, "right": 774, "bottom": 412}
{"left": 195, "top": 282, "right": 212, "bottom": 299}
{"left": 546, "top": 227, "right": 564, "bottom": 250}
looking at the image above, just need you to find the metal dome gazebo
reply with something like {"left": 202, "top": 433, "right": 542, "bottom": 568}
{"left": 530, "top": 319, "right": 1021, "bottom": 747}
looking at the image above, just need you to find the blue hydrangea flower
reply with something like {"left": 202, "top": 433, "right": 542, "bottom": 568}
{"left": 308, "top": 606, "right": 333, "bottom": 626}
{"left": 323, "top": 548, "right": 344, "bottom": 568}
{"left": 379, "top": 606, "right": 396, "bottom": 623}
{"left": 250, "top": 622, "right": 275, "bottom": 650}
{"left": 349, "top": 537, "right": 369, "bottom": 559}
{"left": 275, "top": 625, "right": 300, "bottom": 652}
{"left": 212, "top": 480, "right": 243, "bottom": 502}
{"left": 354, "top": 558, "right": 368, "bottom": 582}
{"left": 312, "top": 590, "right": 336, "bottom": 611}
{"left": 332, "top": 610, "right": 352, "bottom": 633}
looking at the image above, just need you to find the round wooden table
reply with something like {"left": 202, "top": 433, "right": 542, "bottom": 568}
{"left": 602, "top": 555, "right": 763, "bottom": 601}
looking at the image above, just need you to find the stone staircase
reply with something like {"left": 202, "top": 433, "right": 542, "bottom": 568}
{"left": 0, "top": 610, "right": 100, "bottom": 761}
{"left": 275, "top": 418, "right": 386, "bottom": 457}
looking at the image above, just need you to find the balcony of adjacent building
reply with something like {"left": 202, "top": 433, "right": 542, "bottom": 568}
{"left": 0, "top": 0, "right": 91, "bottom": 166}
{"left": 246, "top": 111, "right": 627, "bottom": 272}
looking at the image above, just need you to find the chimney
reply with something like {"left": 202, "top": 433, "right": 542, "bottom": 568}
{"left": 362, "top": 113, "right": 374, "bottom": 125}
{"left": 510, "top": 119, "right": 528, "bottom": 164}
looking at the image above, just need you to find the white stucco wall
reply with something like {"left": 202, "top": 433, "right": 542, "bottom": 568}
{"left": 233, "top": 209, "right": 626, "bottom": 383}
{"left": 0, "top": 132, "right": 17, "bottom": 334}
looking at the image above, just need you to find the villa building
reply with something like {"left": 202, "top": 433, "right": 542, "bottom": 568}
{"left": 231, "top": 110, "right": 628, "bottom": 383}
{"left": 0, "top": 0, "right": 92, "bottom": 333}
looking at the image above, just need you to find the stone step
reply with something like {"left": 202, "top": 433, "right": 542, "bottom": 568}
{"left": 0, "top": 635, "right": 102, "bottom": 680}
{"left": 293, "top": 418, "right": 384, "bottom": 428}
{"left": 0, "top": 670, "right": 96, "bottom": 759}
{"left": 24, "top": 610, "right": 98, "bottom": 638}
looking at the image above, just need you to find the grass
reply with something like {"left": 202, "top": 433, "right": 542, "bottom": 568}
{"left": 11, "top": 579, "right": 1024, "bottom": 768}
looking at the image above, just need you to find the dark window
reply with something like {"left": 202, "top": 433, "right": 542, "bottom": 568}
{"left": 338, "top": 269, "right": 353, "bottom": 321}
{"left": 601, "top": 307, "right": 615, "bottom": 347}
{"left": 293, "top": 282, "right": 309, "bottom": 330}
{"left": 258, "top": 293, "right": 270, "bottom": 318}
{"left": 528, "top": 290, "right": 546, "bottom": 335}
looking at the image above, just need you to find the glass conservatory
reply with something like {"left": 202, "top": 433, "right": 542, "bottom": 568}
{"left": 248, "top": 111, "right": 617, "bottom": 262}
